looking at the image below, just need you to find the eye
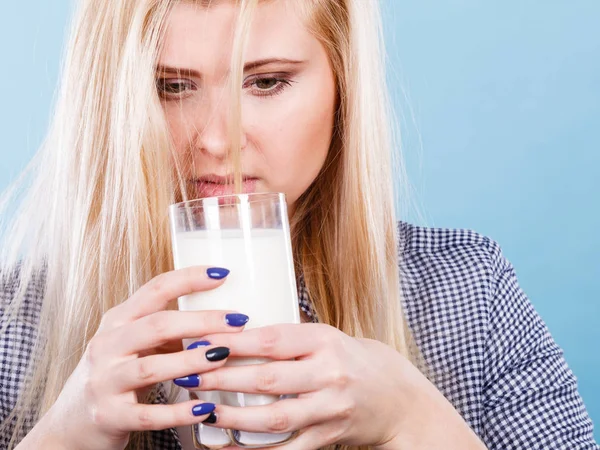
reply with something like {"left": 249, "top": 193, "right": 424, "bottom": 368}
{"left": 156, "top": 78, "right": 197, "bottom": 98}
{"left": 254, "top": 78, "right": 279, "bottom": 90}
{"left": 246, "top": 76, "right": 294, "bottom": 98}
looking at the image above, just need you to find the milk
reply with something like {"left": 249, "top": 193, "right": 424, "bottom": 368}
{"left": 174, "top": 228, "right": 300, "bottom": 329}
{"left": 173, "top": 228, "right": 300, "bottom": 447}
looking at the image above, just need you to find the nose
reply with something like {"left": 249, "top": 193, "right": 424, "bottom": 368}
{"left": 194, "top": 89, "right": 247, "bottom": 159}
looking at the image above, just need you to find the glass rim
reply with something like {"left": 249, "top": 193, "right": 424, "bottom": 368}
{"left": 169, "top": 192, "right": 286, "bottom": 210}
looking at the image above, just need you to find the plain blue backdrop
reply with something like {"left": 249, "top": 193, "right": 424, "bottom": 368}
{"left": 0, "top": 0, "right": 598, "bottom": 438}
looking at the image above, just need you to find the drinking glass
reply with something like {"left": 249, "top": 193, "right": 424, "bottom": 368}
{"left": 169, "top": 193, "right": 300, "bottom": 448}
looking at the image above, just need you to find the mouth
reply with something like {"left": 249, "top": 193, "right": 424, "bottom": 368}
{"left": 190, "top": 175, "right": 259, "bottom": 198}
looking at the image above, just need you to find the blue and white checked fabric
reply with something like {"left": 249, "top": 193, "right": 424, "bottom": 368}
{"left": 1, "top": 222, "right": 597, "bottom": 449}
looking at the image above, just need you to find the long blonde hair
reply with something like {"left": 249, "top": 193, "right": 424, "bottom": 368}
{"left": 0, "top": 0, "right": 415, "bottom": 449}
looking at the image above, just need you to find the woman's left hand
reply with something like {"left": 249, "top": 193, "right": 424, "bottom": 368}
{"left": 188, "top": 323, "right": 446, "bottom": 449}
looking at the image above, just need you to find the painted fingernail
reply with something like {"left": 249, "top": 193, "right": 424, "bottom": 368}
{"left": 206, "top": 346, "right": 230, "bottom": 362}
{"left": 203, "top": 411, "right": 218, "bottom": 424}
{"left": 207, "top": 267, "right": 230, "bottom": 280}
{"left": 187, "top": 340, "right": 211, "bottom": 350}
{"left": 225, "top": 313, "right": 249, "bottom": 327}
{"left": 192, "top": 403, "right": 216, "bottom": 417}
{"left": 174, "top": 374, "right": 201, "bottom": 388}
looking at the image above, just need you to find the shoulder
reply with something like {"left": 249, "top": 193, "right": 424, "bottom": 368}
{"left": 396, "top": 221, "right": 510, "bottom": 323}
{"left": 396, "top": 220, "right": 510, "bottom": 326}
{"left": 397, "top": 220, "right": 507, "bottom": 276}
{"left": 396, "top": 222, "right": 520, "bottom": 425}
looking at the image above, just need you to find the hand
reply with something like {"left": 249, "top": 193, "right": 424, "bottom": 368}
{"left": 185, "top": 323, "right": 424, "bottom": 449}
{"left": 17, "top": 266, "right": 247, "bottom": 450}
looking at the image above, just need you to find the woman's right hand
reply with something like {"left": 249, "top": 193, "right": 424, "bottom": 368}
{"left": 18, "top": 266, "right": 245, "bottom": 450}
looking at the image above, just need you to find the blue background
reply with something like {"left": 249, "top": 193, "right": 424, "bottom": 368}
{"left": 1, "top": 1, "right": 598, "bottom": 437}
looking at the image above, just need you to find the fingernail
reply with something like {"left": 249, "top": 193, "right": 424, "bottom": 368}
{"left": 225, "top": 313, "right": 249, "bottom": 327}
{"left": 206, "top": 346, "right": 230, "bottom": 362}
{"left": 207, "top": 267, "right": 230, "bottom": 280}
{"left": 203, "top": 411, "right": 218, "bottom": 424}
{"left": 192, "top": 403, "right": 216, "bottom": 417}
{"left": 174, "top": 374, "right": 201, "bottom": 388}
{"left": 187, "top": 340, "right": 211, "bottom": 350}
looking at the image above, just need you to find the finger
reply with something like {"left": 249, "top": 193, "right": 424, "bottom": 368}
{"left": 198, "top": 360, "right": 322, "bottom": 395}
{"left": 205, "top": 323, "right": 334, "bottom": 360}
{"left": 107, "top": 310, "right": 247, "bottom": 356}
{"left": 113, "top": 344, "right": 231, "bottom": 392}
{"left": 115, "top": 400, "right": 218, "bottom": 432}
{"left": 108, "top": 266, "right": 229, "bottom": 326}
{"left": 278, "top": 423, "right": 342, "bottom": 450}
{"left": 206, "top": 394, "right": 352, "bottom": 436}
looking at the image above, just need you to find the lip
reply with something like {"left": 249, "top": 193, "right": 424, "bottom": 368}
{"left": 191, "top": 175, "right": 258, "bottom": 198}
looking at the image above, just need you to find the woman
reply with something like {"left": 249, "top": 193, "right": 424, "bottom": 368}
{"left": 0, "top": 0, "right": 597, "bottom": 449}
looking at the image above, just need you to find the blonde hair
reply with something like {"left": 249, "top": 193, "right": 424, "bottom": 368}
{"left": 0, "top": 0, "right": 416, "bottom": 449}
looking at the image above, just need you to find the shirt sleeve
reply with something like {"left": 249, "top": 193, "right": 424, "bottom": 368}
{"left": 481, "top": 250, "right": 598, "bottom": 449}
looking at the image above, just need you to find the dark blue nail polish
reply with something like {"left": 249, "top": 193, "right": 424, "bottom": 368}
{"left": 207, "top": 267, "right": 230, "bottom": 280}
{"left": 192, "top": 403, "right": 216, "bottom": 417}
{"left": 174, "top": 374, "right": 201, "bottom": 388}
{"left": 225, "top": 313, "right": 249, "bottom": 327}
{"left": 187, "top": 340, "right": 211, "bottom": 350}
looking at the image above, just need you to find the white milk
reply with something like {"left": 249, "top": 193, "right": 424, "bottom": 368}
{"left": 174, "top": 228, "right": 300, "bottom": 329}
{"left": 174, "top": 228, "right": 300, "bottom": 447}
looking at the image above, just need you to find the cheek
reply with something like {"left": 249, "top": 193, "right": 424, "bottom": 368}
{"left": 246, "top": 81, "right": 336, "bottom": 202}
{"left": 163, "top": 103, "right": 196, "bottom": 154}
{"left": 162, "top": 102, "right": 203, "bottom": 179}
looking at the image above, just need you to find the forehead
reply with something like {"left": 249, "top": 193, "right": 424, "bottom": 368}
{"left": 161, "top": 1, "right": 314, "bottom": 71}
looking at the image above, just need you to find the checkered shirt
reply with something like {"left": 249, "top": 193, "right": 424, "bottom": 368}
{"left": 1, "top": 222, "right": 597, "bottom": 449}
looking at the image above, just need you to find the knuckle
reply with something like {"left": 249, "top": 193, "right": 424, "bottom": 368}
{"left": 328, "top": 369, "right": 350, "bottom": 390}
{"left": 191, "top": 312, "right": 208, "bottom": 331}
{"left": 179, "top": 268, "right": 198, "bottom": 295}
{"left": 317, "top": 334, "right": 330, "bottom": 348}
{"left": 317, "top": 323, "right": 334, "bottom": 333}
{"left": 99, "top": 305, "right": 129, "bottom": 332}
{"left": 137, "top": 407, "right": 155, "bottom": 430}
{"left": 266, "top": 408, "right": 290, "bottom": 433}
{"left": 258, "top": 327, "right": 281, "bottom": 354}
{"left": 147, "top": 273, "right": 168, "bottom": 296}
{"left": 85, "top": 338, "right": 104, "bottom": 366}
{"left": 90, "top": 404, "right": 110, "bottom": 428}
{"left": 315, "top": 325, "right": 334, "bottom": 345}
{"left": 136, "top": 358, "right": 156, "bottom": 382}
{"left": 335, "top": 398, "right": 356, "bottom": 420}
{"left": 329, "top": 328, "right": 346, "bottom": 347}
{"left": 182, "top": 347, "right": 200, "bottom": 369}
{"left": 146, "top": 311, "right": 171, "bottom": 341}
{"left": 255, "top": 367, "right": 278, "bottom": 393}
{"left": 200, "top": 367, "right": 225, "bottom": 390}
{"left": 84, "top": 375, "right": 104, "bottom": 402}
{"left": 98, "top": 310, "right": 115, "bottom": 330}
{"left": 207, "top": 369, "right": 224, "bottom": 390}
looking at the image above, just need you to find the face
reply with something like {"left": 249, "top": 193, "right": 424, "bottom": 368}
{"left": 158, "top": 0, "right": 337, "bottom": 212}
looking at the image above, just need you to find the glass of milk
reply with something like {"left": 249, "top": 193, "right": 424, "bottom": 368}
{"left": 169, "top": 193, "right": 301, "bottom": 449}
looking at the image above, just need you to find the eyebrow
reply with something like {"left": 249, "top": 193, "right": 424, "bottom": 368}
{"left": 156, "top": 58, "right": 306, "bottom": 77}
